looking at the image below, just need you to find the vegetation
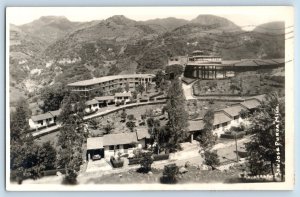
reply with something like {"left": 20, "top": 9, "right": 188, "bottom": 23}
{"left": 196, "top": 109, "right": 216, "bottom": 150}
{"left": 165, "top": 64, "right": 184, "bottom": 79}
{"left": 165, "top": 77, "right": 189, "bottom": 152}
{"left": 161, "top": 163, "right": 179, "bottom": 184}
{"left": 204, "top": 151, "right": 220, "bottom": 170}
{"left": 139, "top": 152, "right": 154, "bottom": 173}
{"left": 245, "top": 92, "right": 285, "bottom": 181}
{"left": 10, "top": 98, "right": 57, "bottom": 184}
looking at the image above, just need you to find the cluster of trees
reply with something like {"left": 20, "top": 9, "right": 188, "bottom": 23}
{"left": 245, "top": 92, "right": 285, "bottom": 181}
{"left": 56, "top": 96, "right": 87, "bottom": 184}
{"left": 10, "top": 99, "right": 57, "bottom": 184}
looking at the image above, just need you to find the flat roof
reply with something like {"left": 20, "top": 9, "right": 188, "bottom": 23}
{"left": 115, "top": 92, "right": 132, "bottom": 97}
{"left": 103, "top": 132, "right": 138, "bottom": 146}
{"left": 188, "top": 120, "right": 204, "bottom": 132}
{"left": 67, "top": 74, "right": 155, "bottom": 87}
{"left": 95, "top": 96, "right": 115, "bottom": 101}
{"left": 187, "top": 59, "right": 284, "bottom": 67}
{"left": 87, "top": 137, "right": 103, "bottom": 150}
{"left": 85, "top": 99, "right": 98, "bottom": 106}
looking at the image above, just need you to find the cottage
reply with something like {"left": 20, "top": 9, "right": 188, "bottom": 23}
{"left": 222, "top": 104, "right": 248, "bottom": 125}
{"left": 29, "top": 109, "right": 61, "bottom": 129}
{"left": 240, "top": 98, "right": 262, "bottom": 112}
{"left": 136, "top": 127, "right": 151, "bottom": 148}
{"left": 85, "top": 99, "right": 99, "bottom": 112}
{"left": 86, "top": 132, "right": 139, "bottom": 160}
{"left": 95, "top": 96, "right": 115, "bottom": 107}
{"left": 114, "top": 92, "right": 132, "bottom": 104}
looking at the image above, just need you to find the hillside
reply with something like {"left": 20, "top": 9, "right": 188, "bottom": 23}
{"left": 9, "top": 14, "right": 285, "bottom": 105}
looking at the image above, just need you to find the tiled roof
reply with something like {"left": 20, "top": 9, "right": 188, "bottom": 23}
{"left": 188, "top": 120, "right": 204, "bottom": 132}
{"left": 85, "top": 99, "right": 98, "bottom": 106}
{"left": 95, "top": 96, "right": 115, "bottom": 101}
{"left": 67, "top": 74, "right": 155, "bottom": 87}
{"left": 31, "top": 109, "right": 61, "bottom": 122}
{"left": 87, "top": 137, "right": 103, "bottom": 150}
{"left": 103, "top": 132, "right": 138, "bottom": 146}
{"left": 213, "top": 111, "right": 233, "bottom": 125}
{"left": 115, "top": 92, "right": 132, "bottom": 97}
{"left": 136, "top": 127, "right": 151, "bottom": 140}
{"left": 222, "top": 104, "right": 248, "bottom": 117}
{"left": 240, "top": 98, "right": 261, "bottom": 109}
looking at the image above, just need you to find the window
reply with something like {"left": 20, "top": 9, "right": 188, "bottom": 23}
{"left": 109, "top": 145, "right": 114, "bottom": 150}
{"left": 38, "top": 120, "right": 43, "bottom": 125}
{"left": 123, "top": 144, "right": 134, "bottom": 149}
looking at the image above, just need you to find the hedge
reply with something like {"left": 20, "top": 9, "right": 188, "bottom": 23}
{"left": 128, "top": 157, "right": 141, "bottom": 165}
{"left": 153, "top": 154, "right": 169, "bottom": 161}
{"left": 220, "top": 131, "right": 246, "bottom": 139}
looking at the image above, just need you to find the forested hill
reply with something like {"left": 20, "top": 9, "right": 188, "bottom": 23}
{"left": 9, "top": 14, "right": 285, "bottom": 106}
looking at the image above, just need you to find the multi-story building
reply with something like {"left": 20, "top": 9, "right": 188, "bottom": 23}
{"left": 67, "top": 74, "right": 155, "bottom": 98}
{"left": 183, "top": 50, "right": 284, "bottom": 79}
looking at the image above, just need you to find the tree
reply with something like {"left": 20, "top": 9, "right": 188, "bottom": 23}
{"left": 154, "top": 70, "right": 165, "bottom": 89}
{"left": 139, "top": 152, "right": 154, "bottom": 173}
{"left": 40, "top": 83, "right": 67, "bottom": 112}
{"left": 239, "top": 109, "right": 250, "bottom": 119}
{"left": 10, "top": 98, "right": 30, "bottom": 142}
{"left": 165, "top": 64, "right": 184, "bottom": 79}
{"left": 120, "top": 109, "right": 127, "bottom": 122}
{"left": 161, "top": 163, "right": 179, "bottom": 184}
{"left": 245, "top": 92, "right": 285, "bottom": 181}
{"left": 204, "top": 150, "right": 220, "bottom": 170}
{"left": 145, "top": 82, "right": 152, "bottom": 93}
{"left": 197, "top": 109, "right": 216, "bottom": 150}
{"left": 38, "top": 142, "right": 57, "bottom": 171}
{"left": 165, "top": 77, "right": 189, "bottom": 152}
{"left": 135, "top": 83, "right": 145, "bottom": 96}
{"left": 125, "top": 82, "right": 130, "bottom": 92}
{"left": 102, "top": 122, "right": 115, "bottom": 134}
{"left": 126, "top": 121, "right": 136, "bottom": 132}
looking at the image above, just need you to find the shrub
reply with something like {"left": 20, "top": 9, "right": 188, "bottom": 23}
{"left": 161, "top": 163, "right": 179, "bottom": 184}
{"left": 153, "top": 154, "right": 169, "bottom": 161}
{"left": 204, "top": 150, "right": 220, "bottom": 170}
{"left": 128, "top": 158, "right": 141, "bottom": 165}
{"left": 139, "top": 152, "right": 154, "bottom": 173}
{"left": 110, "top": 156, "right": 124, "bottom": 168}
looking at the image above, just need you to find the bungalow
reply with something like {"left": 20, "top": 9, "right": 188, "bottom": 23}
{"left": 29, "top": 109, "right": 61, "bottom": 129}
{"left": 85, "top": 99, "right": 99, "bottom": 112}
{"left": 86, "top": 132, "right": 139, "bottom": 160}
{"left": 222, "top": 104, "right": 248, "bottom": 125}
{"left": 114, "top": 92, "right": 132, "bottom": 104}
{"left": 136, "top": 127, "right": 151, "bottom": 148}
{"left": 95, "top": 96, "right": 115, "bottom": 107}
{"left": 240, "top": 98, "right": 262, "bottom": 112}
{"left": 187, "top": 110, "right": 233, "bottom": 141}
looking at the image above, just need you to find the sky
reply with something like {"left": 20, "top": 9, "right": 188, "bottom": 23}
{"left": 6, "top": 6, "right": 293, "bottom": 30}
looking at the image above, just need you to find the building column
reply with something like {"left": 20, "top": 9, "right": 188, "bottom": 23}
{"left": 190, "top": 133, "right": 194, "bottom": 143}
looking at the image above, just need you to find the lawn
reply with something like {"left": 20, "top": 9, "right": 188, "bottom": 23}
{"left": 89, "top": 103, "right": 167, "bottom": 136}
{"left": 85, "top": 165, "right": 241, "bottom": 184}
{"left": 192, "top": 70, "right": 285, "bottom": 97}
{"left": 35, "top": 132, "right": 59, "bottom": 150}
{"left": 186, "top": 100, "right": 238, "bottom": 119}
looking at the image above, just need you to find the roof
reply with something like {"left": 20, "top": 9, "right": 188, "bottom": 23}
{"left": 136, "top": 128, "right": 151, "bottom": 140}
{"left": 213, "top": 111, "right": 233, "bottom": 125}
{"left": 95, "top": 96, "right": 115, "bottom": 101}
{"left": 67, "top": 74, "right": 155, "bottom": 87}
{"left": 103, "top": 132, "right": 138, "bottom": 146}
{"left": 87, "top": 137, "right": 104, "bottom": 150}
{"left": 250, "top": 94, "right": 265, "bottom": 102}
{"left": 188, "top": 120, "right": 204, "bottom": 132}
{"left": 85, "top": 99, "right": 98, "bottom": 106}
{"left": 31, "top": 109, "right": 61, "bottom": 122}
{"left": 222, "top": 104, "right": 247, "bottom": 117}
{"left": 186, "top": 59, "right": 284, "bottom": 67}
{"left": 115, "top": 92, "right": 132, "bottom": 97}
{"left": 240, "top": 98, "right": 261, "bottom": 109}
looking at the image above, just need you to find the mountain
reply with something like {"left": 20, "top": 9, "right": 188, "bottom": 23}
{"left": 190, "top": 14, "right": 240, "bottom": 30}
{"left": 9, "top": 14, "right": 285, "bottom": 105}
{"left": 253, "top": 21, "right": 285, "bottom": 34}
{"left": 142, "top": 17, "right": 188, "bottom": 32}
{"left": 19, "top": 16, "right": 81, "bottom": 45}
